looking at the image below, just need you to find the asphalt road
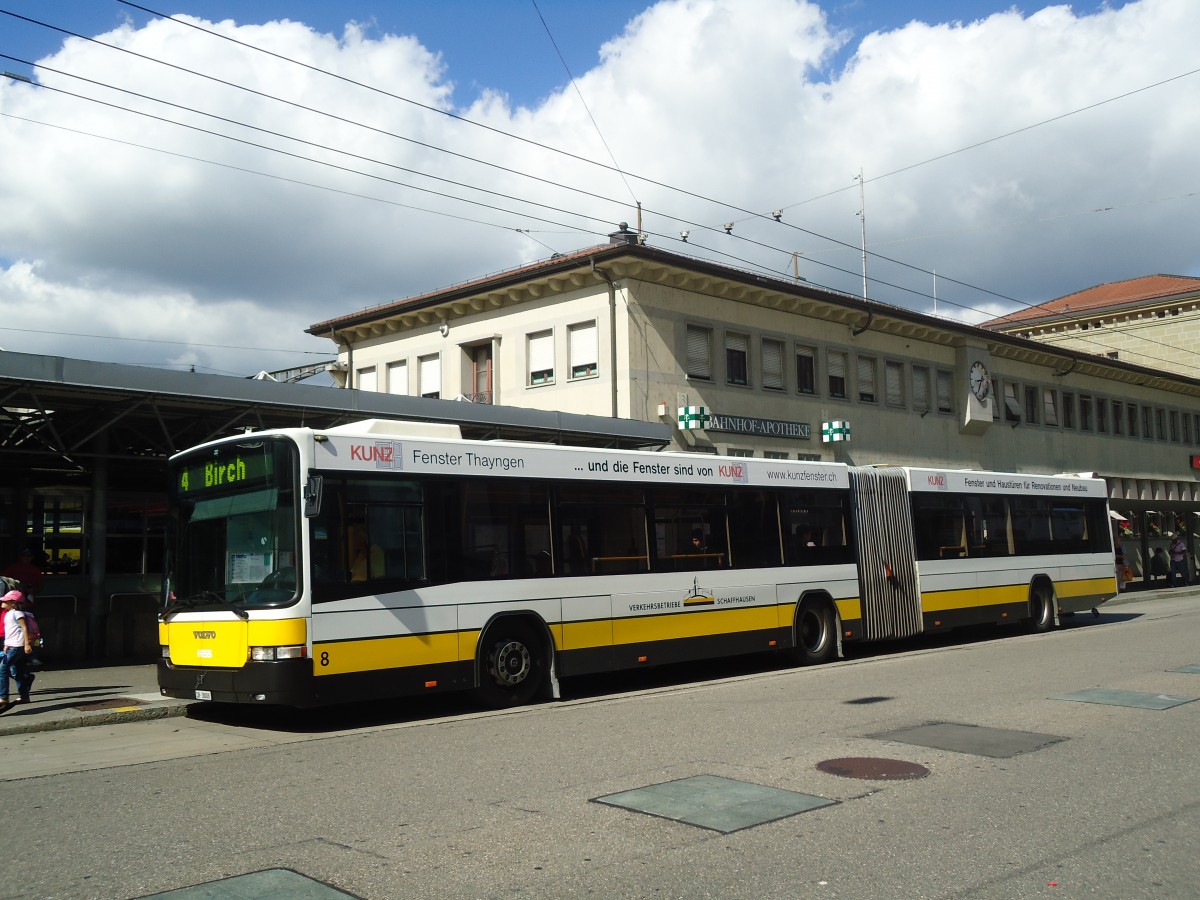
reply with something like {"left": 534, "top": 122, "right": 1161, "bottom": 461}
{"left": 2, "top": 592, "right": 1198, "bottom": 900}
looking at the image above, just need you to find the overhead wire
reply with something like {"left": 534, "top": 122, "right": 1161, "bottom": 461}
{"left": 2, "top": 5, "right": 1195, "bottom": 375}
{"left": 0, "top": 5, "right": 1136, "bottom": 327}
{"left": 530, "top": 0, "right": 640, "bottom": 209}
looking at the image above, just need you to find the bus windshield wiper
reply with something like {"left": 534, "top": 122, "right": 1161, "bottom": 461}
{"left": 162, "top": 590, "right": 249, "bottom": 621}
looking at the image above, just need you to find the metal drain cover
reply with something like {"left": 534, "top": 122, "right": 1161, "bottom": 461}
{"left": 74, "top": 697, "right": 147, "bottom": 711}
{"left": 817, "top": 757, "right": 930, "bottom": 780}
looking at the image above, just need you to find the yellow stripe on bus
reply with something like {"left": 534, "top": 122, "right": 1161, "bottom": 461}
{"left": 1055, "top": 577, "right": 1116, "bottom": 599}
{"left": 613, "top": 606, "right": 778, "bottom": 644}
{"left": 920, "top": 577, "right": 1114, "bottom": 613}
{"left": 316, "top": 632, "right": 463, "bottom": 676}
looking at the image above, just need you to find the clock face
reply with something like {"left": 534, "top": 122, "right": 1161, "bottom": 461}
{"left": 969, "top": 361, "right": 990, "bottom": 401}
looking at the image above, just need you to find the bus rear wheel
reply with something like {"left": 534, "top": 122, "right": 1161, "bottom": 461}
{"left": 476, "top": 621, "right": 545, "bottom": 708}
{"left": 794, "top": 599, "right": 835, "bottom": 665}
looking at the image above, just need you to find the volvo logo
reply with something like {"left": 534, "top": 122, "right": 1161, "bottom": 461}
{"left": 193, "top": 630, "right": 217, "bottom": 640}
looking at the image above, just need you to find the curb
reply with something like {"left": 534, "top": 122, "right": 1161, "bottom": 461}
{"left": 0, "top": 700, "right": 192, "bottom": 737}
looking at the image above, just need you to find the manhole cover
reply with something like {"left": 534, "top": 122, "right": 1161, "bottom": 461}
{"left": 816, "top": 757, "right": 930, "bottom": 780}
{"left": 74, "top": 697, "right": 147, "bottom": 711}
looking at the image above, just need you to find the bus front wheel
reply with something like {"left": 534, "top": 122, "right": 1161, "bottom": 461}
{"left": 794, "top": 599, "right": 836, "bottom": 666}
{"left": 476, "top": 621, "right": 545, "bottom": 708}
{"left": 1028, "top": 585, "right": 1055, "bottom": 633}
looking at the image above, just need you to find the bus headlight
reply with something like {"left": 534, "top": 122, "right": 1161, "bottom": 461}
{"left": 250, "top": 645, "right": 307, "bottom": 661}
{"left": 161, "top": 645, "right": 170, "bottom": 660}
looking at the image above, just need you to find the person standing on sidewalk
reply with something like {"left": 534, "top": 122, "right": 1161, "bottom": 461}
{"left": 2, "top": 549, "right": 42, "bottom": 601}
{"left": 1169, "top": 533, "right": 1190, "bottom": 587}
{"left": 0, "top": 590, "right": 34, "bottom": 712}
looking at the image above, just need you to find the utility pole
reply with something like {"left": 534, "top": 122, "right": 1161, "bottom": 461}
{"left": 855, "top": 169, "right": 868, "bottom": 299}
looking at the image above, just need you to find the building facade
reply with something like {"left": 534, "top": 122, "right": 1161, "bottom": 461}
{"left": 310, "top": 232, "right": 1200, "bottom": 587}
{"left": 984, "top": 274, "right": 1200, "bottom": 374}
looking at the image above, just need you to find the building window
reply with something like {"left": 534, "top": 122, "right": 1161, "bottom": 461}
{"left": 828, "top": 350, "right": 847, "bottom": 399}
{"left": 726, "top": 448, "right": 754, "bottom": 457}
{"left": 686, "top": 325, "right": 712, "bottom": 380}
{"left": 912, "top": 366, "right": 930, "bottom": 413}
{"left": 1155, "top": 407, "right": 1165, "bottom": 441}
{"left": 936, "top": 370, "right": 953, "bottom": 413}
{"left": 764, "top": 451, "right": 788, "bottom": 459}
{"left": 356, "top": 366, "right": 378, "bottom": 392}
{"left": 761, "top": 338, "right": 784, "bottom": 391}
{"left": 1112, "top": 399, "right": 1124, "bottom": 435}
{"left": 1003, "top": 382, "right": 1021, "bottom": 424}
{"left": 795, "top": 345, "right": 816, "bottom": 394}
{"left": 1042, "top": 388, "right": 1059, "bottom": 427}
{"left": 857, "top": 355, "right": 877, "bottom": 403}
{"left": 885, "top": 361, "right": 904, "bottom": 408}
{"left": 1142, "top": 405, "right": 1153, "bottom": 440}
{"left": 1079, "top": 394, "right": 1093, "bottom": 432}
{"left": 418, "top": 354, "right": 440, "bottom": 399}
{"left": 1184, "top": 413, "right": 1192, "bottom": 445}
{"left": 528, "top": 330, "right": 554, "bottom": 385}
{"left": 386, "top": 360, "right": 407, "bottom": 395}
{"left": 725, "top": 332, "right": 749, "bottom": 386}
{"left": 1062, "top": 392, "right": 1075, "bottom": 429}
{"left": 470, "top": 345, "right": 493, "bottom": 403}
{"left": 1096, "top": 397, "right": 1108, "bottom": 434}
{"left": 1170, "top": 410, "right": 1180, "bottom": 442}
{"left": 569, "top": 321, "right": 598, "bottom": 379}
{"left": 1024, "top": 385, "right": 1039, "bottom": 425}
{"left": 1128, "top": 403, "right": 1139, "bottom": 437}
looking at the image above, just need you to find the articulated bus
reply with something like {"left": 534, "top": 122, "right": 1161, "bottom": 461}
{"left": 158, "top": 419, "right": 1116, "bottom": 708}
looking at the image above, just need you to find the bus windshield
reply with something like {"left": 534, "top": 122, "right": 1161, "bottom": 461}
{"left": 168, "top": 437, "right": 300, "bottom": 610}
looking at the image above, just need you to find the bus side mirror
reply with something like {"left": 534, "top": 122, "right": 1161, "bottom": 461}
{"left": 304, "top": 474, "right": 324, "bottom": 518}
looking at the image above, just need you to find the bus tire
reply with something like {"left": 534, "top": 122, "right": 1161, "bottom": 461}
{"left": 1028, "top": 584, "right": 1055, "bottom": 633}
{"left": 793, "top": 598, "right": 836, "bottom": 666}
{"left": 476, "top": 620, "right": 545, "bottom": 708}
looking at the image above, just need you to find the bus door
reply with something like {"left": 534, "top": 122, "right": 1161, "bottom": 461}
{"left": 849, "top": 468, "right": 921, "bottom": 640}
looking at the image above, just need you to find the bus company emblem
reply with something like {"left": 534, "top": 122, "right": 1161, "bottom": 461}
{"left": 193, "top": 630, "right": 217, "bottom": 639}
{"left": 349, "top": 441, "right": 404, "bottom": 470}
{"left": 683, "top": 577, "right": 715, "bottom": 606}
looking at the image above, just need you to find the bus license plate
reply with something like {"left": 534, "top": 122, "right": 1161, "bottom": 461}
{"left": 195, "top": 690, "right": 212, "bottom": 701}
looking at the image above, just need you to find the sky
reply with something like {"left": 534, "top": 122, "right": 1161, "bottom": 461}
{"left": 0, "top": 0, "right": 1194, "bottom": 379}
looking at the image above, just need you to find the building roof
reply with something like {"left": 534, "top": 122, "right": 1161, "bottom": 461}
{"left": 983, "top": 274, "right": 1200, "bottom": 328}
{"left": 0, "top": 350, "right": 671, "bottom": 489}
{"left": 307, "top": 240, "right": 1200, "bottom": 402}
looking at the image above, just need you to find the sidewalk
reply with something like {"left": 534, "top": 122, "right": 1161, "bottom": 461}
{"left": 0, "top": 661, "right": 189, "bottom": 737}
{"left": 0, "top": 582, "right": 1194, "bottom": 738}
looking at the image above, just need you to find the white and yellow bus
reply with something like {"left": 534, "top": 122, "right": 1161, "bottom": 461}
{"left": 158, "top": 419, "right": 1116, "bottom": 708}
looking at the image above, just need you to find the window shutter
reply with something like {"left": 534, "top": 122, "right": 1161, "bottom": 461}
{"left": 936, "top": 370, "right": 952, "bottom": 412}
{"left": 686, "top": 325, "right": 711, "bottom": 379}
{"left": 356, "top": 367, "right": 377, "bottom": 392}
{"left": 528, "top": 331, "right": 553, "bottom": 382}
{"left": 762, "top": 339, "right": 783, "bottom": 389}
{"left": 569, "top": 322, "right": 597, "bottom": 376}
{"left": 419, "top": 354, "right": 440, "bottom": 397}
{"left": 885, "top": 361, "right": 903, "bottom": 406}
{"left": 912, "top": 367, "right": 929, "bottom": 411}
{"left": 857, "top": 356, "right": 876, "bottom": 401}
{"left": 387, "top": 361, "right": 407, "bottom": 395}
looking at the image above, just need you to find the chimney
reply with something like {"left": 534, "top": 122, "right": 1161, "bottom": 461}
{"left": 609, "top": 222, "right": 638, "bottom": 245}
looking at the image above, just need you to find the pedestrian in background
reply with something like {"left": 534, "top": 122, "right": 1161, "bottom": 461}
{"left": 2, "top": 549, "right": 43, "bottom": 600}
{"left": 0, "top": 590, "right": 34, "bottom": 711}
{"left": 1169, "top": 533, "right": 1189, "bottom": 587}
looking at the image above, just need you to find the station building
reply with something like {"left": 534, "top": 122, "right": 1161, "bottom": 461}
{"left": 309, "top": 228, "right": 1200, "bottom": 588}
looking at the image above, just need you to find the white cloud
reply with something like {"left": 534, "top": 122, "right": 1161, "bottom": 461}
{"left": 0, "top": 0, "right": 1197, "bottom": 374}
